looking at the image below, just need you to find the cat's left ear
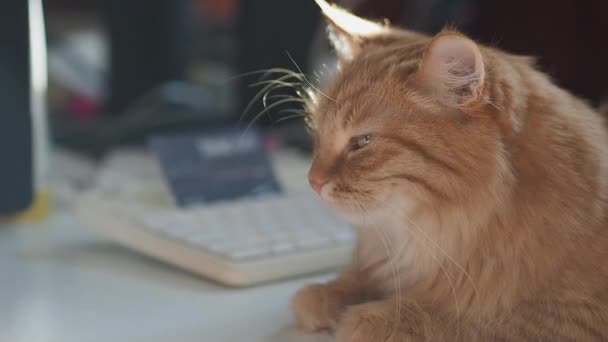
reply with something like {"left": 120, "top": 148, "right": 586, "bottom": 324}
{"left": 418, "top": 32, "right": 486, "bottom": 108}
{"left": 315, "top": 0, "right": 388, "bottom": 61}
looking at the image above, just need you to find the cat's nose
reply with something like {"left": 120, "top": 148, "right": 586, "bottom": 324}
{"left": 309, "top": 175, "right": 329, "bottom": 194}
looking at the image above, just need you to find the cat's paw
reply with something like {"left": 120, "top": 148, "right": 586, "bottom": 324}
{"left": 291, "top": 284, "right": 343, "bottom": 333}
{"left": 334, "top": 301, "right": 429, "bottom": 342}
{"left": 335, "top": 303, "right": 394, "bottom": 342}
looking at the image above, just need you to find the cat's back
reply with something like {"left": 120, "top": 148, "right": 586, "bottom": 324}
{"left": 504, "top": 54, "right": 608, "bottom": 302}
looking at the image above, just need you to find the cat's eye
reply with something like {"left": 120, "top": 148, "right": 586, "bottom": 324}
{"left": 351, "top": 134, "right": 374, "bottom": 151}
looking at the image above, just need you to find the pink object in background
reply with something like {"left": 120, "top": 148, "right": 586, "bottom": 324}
{"left": 264, "top": 134, "right": 282, "bottom": 153}
{"left": 67, "top": 94, "right": 100, "bottom": 122}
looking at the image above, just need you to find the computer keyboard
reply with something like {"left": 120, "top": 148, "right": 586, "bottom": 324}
{"left": 76, "top": 190, "right": 355, "bottom": 287}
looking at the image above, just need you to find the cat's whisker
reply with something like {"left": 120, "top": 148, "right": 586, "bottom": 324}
{"left": 277, "top": 109, "right": 308, "bottom": 120}
{"left": 272, "top": 113, "right": 307, "bottom": 125}
{"left": 286, "top": 51, "right": 336, "bottom": 103}
{"left": 257, "top": 67, "right": 306, "bottom": 82}
{"left": 405, "top": 216, "right": 461, "bottom": 341}
{"left": 265, "top": 95, "right": 309, "bottom": 124}
{"left": 355, "top": 186, "right": 481, "bottom": 317}
{"left": 375, "top": 224, "right": 402, "bottom": 340}
{"left": 223, "top": 67, "right": 299, "bottom": 83}
{"left": 353, "top": 190, "right": 464, "bottom": 339}
{"left": 248, "top": 79, "right": 302, "bottom": 89}
{"left": 352, "top": 192, "right": 402, "bottom": 339}
{"left": 263, "top": 93, "right": 310, "bottom": 113}
{"left": 401, "top": 213, "right": 482, "bottom": 327}
{"left": 258, "top": 82, "right": 303, "bottom": 110}
{"left": 244, "top": 98, "right": 304, "bottom": 133}
{"left": 241, "top": 73, "right": 303, "bottom": 122}
{"left": 264, "top": 95, "right": 308, "bottom": 104}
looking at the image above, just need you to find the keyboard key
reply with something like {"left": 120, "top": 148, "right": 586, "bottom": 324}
{"left": 296, "top": 236, "right": 332, "bottom": 249}
{"left": 226, "top": 246, "right": 270, "bottom": 260}
{"left": 270, "top": 241, "right": 296, "bottom": 255}
{"left": 333, "top": 229, "right": 355, "bottom": 243}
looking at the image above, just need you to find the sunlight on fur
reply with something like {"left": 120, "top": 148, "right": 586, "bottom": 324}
{"left": 313, "top": 0, "right": 388, "bottom": 37}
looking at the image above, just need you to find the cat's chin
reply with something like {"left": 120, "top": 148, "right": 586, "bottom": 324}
{"left": 323, "top": 199, "right": 388, "bottom": 227}
{"left": 330, "top": 206, "right": 370, "bottom": 226}
{"left": 324, "top": 193, "right": 416, "bottom": 227}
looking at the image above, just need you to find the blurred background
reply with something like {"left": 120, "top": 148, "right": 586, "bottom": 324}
{"left": 1, "top": 0, "right": 607, "bottom": 254}
{"left": 2, "top": 0, "right": 607, "bottom": 222}
{"left": 1, "top": 1, "right": 608, "bottom": 341}
{"left": 44, "top": 0, "right": 608, "bottom": 157}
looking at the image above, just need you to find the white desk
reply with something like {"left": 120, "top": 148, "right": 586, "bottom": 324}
{"left": 0, "top": 213, "right": 333, "bottom": 342}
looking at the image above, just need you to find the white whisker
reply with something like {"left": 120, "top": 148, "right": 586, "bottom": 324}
{"left": 406, "top": 219, "right": 461, "bottom": 340}
{"left": 352, "top": 189, "right": 480, "bottom": 338}
{"left": 402, "top": 213, "right": 482, "bottom": 330}
{"left": 354, "top": 192, "right": 402, "bottom": 339}
{"left": 375, "top": 225, "right": 402, "bottom": 340}
{"left": 286, "top": 51, "right": 336, "bottom": 102}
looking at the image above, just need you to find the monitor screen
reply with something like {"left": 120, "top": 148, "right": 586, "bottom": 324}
{"left": 0, "top": 1, "right": 35, "bottom": 214}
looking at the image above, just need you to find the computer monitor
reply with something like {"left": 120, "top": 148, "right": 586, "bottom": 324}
{"left": 0, "top": 0, "right": 47, "bottom": 214}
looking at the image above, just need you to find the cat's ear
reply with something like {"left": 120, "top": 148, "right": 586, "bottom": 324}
{"left": 315, "top": 0, "right": 388, "bottom": 61}
{"left": 419, "top": 32, "right": 485, "bottom": 107}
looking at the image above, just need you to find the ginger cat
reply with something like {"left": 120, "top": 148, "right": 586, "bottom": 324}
{"left": 291, "top": 1, "right": 608, "bottom": 341}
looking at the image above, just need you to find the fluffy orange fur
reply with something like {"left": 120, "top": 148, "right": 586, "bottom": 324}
{"left": 292, "top": 1, "right": 608, "bottom": 341}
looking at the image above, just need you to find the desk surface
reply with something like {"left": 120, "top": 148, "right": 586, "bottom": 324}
{"left": 1, "top": 213, "right": 333, "bottom": 342}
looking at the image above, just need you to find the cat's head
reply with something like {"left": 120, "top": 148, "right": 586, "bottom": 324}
{"left": 307, "top": 0, "right": 513, "bottom": 224}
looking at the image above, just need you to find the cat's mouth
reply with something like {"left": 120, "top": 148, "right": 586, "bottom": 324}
{"left": 316, "top": 182, "right": 386, "bottom": 223}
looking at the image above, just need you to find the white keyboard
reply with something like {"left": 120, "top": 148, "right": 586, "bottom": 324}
{"left": 76, "top": 191, "right": 355, "bottom": 287}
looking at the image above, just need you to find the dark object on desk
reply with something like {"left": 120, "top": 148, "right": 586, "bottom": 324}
{"left": 0, "top": 0, "right": 45, "bottom": 214}
{"left": 149, "top": 128, "right": 281, "bottom": 207}
{"left": 53, "top": 81, "right": 225, "bottom": 156}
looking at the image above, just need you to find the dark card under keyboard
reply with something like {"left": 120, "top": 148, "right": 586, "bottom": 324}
{"left": 149, "top": 128, "right": 282, "bottom": 207}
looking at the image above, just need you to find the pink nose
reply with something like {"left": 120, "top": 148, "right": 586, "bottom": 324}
{"left": 309, "top": 175, "right": 329, "bottom": 194}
